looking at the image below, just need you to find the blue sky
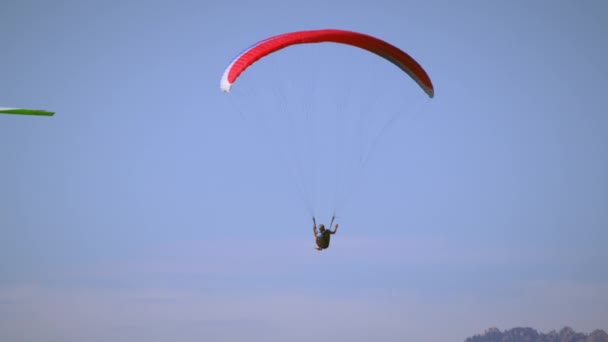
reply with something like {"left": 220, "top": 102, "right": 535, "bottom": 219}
{"left": 1, "top": 1, "right": 607, "bottom": 341}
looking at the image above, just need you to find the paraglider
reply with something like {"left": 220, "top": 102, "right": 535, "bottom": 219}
{"left": 0, "top": 107, "right": 54, "bottom": 116}
{"left": 220, "top": 29, "right": 434, "bottom": 249}
{"left": 313, "top": 216, "right": 339, "bottom": 251}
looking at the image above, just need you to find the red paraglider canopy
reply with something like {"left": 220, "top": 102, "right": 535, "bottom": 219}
{"left": 220, "top": 29, "right": 434, "bottom": 98}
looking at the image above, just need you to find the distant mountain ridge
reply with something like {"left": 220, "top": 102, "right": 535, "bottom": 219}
{"left": 465, "top": 326, "right": 608, "bottom": 342}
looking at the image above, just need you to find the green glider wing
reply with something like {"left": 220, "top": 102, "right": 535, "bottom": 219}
{"left": 0, "top": 107, "right": 54, "bottom": 116}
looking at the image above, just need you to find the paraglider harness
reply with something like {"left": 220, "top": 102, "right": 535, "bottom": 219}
{"left": 313, "top": 216, "right": 336, "bottom": 250}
